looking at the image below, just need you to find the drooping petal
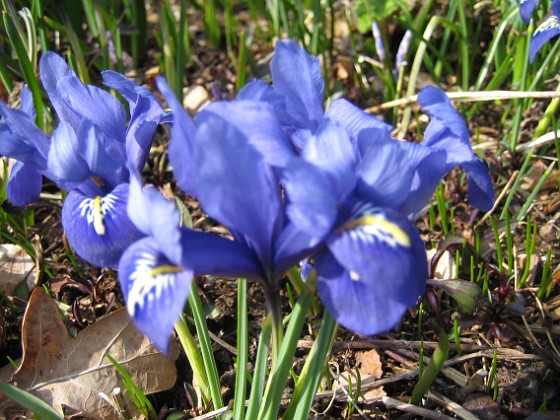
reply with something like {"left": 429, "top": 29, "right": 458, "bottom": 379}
{"left": 519, "top": 0, "right": 539, "bottom": 24}
{"left": 102, "top": 71, "right": 164, "bottom": 169}
{"left": 180, "top": 228, "right": 265, "bottom": 281}
{"left": 271, "top": 40, "right": 324, "bottom": 132}
{"left": 156, "top": 77, "right": 198, "bottom": 196}
{"left": 0, "top": 103, "right": 50, "bottom": 164}
{"left": 6, "top": 161, "right": 42, "bottom": 206}
{"left": 460, "top": 157, "right": 495, "bottom": 211}
{"left": 325, "top": 99, "right": 393, "bottom": 157}
{"left": 194, "top": 114, "right": 282, "bottom": 279}
{"left": 119, "top": 237, "right": 193, "bottom": 353}
{"left": 529, "top": 0, "right": 560, "bottom": 63}
{"left": 316, "top": 204, "right": 427, "bottom": 335}
{"left": 418, "top": 86, "right": 471, "bottom": 163}
{"left": 62, "top": 183, "right": 144, "bottom": 268}
{"left": 417, "top": 86, "right": 494, "bottom": 211}
{"left": 197, "top": 100, "right": 295, "bottom": 169}
{"left": 127, "top": 167, "right": 182, "bottom": 265}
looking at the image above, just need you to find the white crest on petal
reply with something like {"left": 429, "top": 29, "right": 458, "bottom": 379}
{"left": 338, "top": 202, "right": 411, "bottom": 249}
{"left": 78, "top": 193, "right": 118, "bottom": 235}
{"left": 126, "top": 251, "right": 182, "bottom": 317}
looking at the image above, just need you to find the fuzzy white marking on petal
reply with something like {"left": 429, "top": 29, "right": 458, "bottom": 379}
{"left": 78, "top": 193, "right": 118, "bottom": 235}
{"left": 337, "top": 202, "right": 410, "bottom": 249}
{"left": 349, "top": 271, "right": 360, "bottom": 281}
{"left": 126, "top": 252, "right": 183, "bottom": 317}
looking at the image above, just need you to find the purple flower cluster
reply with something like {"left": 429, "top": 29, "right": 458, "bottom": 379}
{"left": 0, "top": 41, "right": 494, "bottom": 352}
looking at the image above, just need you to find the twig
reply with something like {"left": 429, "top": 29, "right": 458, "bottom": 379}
{"left": 365, "top": 91, "right": 560, "bottom": 114}
{"left": 474, "top": 170, "right": 519, "bottom": 229}
{"left": 428, "top": 391, "right": 479, "bottom": 420}
{"left": 380, "top": 395, "right": 454, "bottom": 419}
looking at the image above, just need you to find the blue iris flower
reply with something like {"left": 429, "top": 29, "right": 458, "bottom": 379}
{"left": 529, "top": 0, "right": 560, "bottom": 62}
{"left": 118, "top": 40, "right": 494, "bottom": 350}
{"left": 0, "top": 52, "right": 165, "bottom": 267}
{"left": 520, "top": 0, "right": 540, "bottom": 24}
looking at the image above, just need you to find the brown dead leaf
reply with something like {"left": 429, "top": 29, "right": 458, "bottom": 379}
{"left": 0, "top": 288, "right": 179, "bottom": 419}
{"left": 0, "top": 243, "right": 38, "bottom": 296}
{"left": 340, "top": 349, "right": 386, "bottom": 402}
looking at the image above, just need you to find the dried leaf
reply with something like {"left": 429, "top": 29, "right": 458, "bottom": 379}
{"left": 1, "top": 288, "right": 178, "bottom": 419}
{"left": 0, "top": 243, "right": 38, "bottom": 296}
{"left": 340, "top": 349, "right": 386, "bottom": 402}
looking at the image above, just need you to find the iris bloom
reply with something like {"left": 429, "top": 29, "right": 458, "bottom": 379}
{"left": 0, "top": 53, "right": 165, "bottom": 267}
{"left": 118, "top": 40, "right": 494, "bottom": 350}
{"left": 520, "top": 0, "right": 539, "bottom": 24}
{"left": 529, "top": 0, "right": 560, "bottom": 62}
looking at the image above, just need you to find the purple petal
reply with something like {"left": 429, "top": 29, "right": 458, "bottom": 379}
{"left": 102, "top": 71, "right": 164, "bottom": 169}
{"left": 39, "top": 52, "right": 81, "bottom": 127}
{"left": 6, "top": 162, "right": 42, "bottom": 206}
{"left": 325, "top": 99, "right": 393, "bottom": 157}
{"left": 156, "top": 77, "right": 198, "bottom": 196}
{"left": 20, "top": 86, "right": 36, "bottom": 120}
{"left": 519, "top": 0, "right": 539, "bottom": 24}
{"left": 56, "top": 75, "right": 127, "bottom": 140}
{"left": 119, "top": 237, "right": 193, "bottom": 353}
{"left": 127, "top": 168, "right": 182, "bottom": 265}
{"left": 271, "top": 40, "right": 324, "bottom": 132}
{"left": 316, "top": 205, "right": 427, "bottom": 335}
{"left": 180, "top": 228, "right": 265, "bottom": 281}
{"left": 194, "top": 114, "right": 282, "bottom": 279}
{"left": 62, "top": 184, "right": 144, "bottom": 268}
{"left": 237, "top": 79, "right": 287, "bottom": 116}
{"left": 301, "top": 121, "right": 357, "bottom": 200}
{"left": 460, "top": 157, "right": 495, "bottom": 211}
{"left": 197, "top": 100, "right": 295, "bottom": 169}
{"left": 529, "top": 1, "right": 560, "bottom": 63}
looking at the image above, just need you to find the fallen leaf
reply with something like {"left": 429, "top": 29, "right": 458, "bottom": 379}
{"left": 0, "top": 288, "right": 179, "bottom": 419}
{"left": 340, "top": 349, "right": 386, "bottom": 402}
{"left": 0, "top": 243, "right": 38, "bottom": 296}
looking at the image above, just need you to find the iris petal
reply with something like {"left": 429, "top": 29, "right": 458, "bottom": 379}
{"left": 6, "top": 162, "right": 42, "bottom": 206}
{"left": 102, "top": 71, "right": 164, "bottom": 169}
{"left": 519, "top": 0, "right": 539, "bottom": 24}
{"left": 127, "top": 168, "right": 182, "bottom": 265}
{"left": 62, "top": 184, "right": 144, "bottom": 268}
{"left": 529, "top": 1, "right": 560, "bottom": 63}
{"left": 271, "top": 40, "right": 324, "bottom": 132}
{"left": 316, "top": 205, "right": 427, "bottom": 335}
{"left": 119, "top": 237, "right": 193, "bottom": 353}
{"left": 460, "top": 157, "right": 495, "bottom": 212}
{"left": 198, "top": 101, "right": 295, "bottom": 169}
{"left": 156, "top": 78, "right": 198, "bottom": 196}
{"left": 195, "top": 114, "right": 282, "bottom": 279}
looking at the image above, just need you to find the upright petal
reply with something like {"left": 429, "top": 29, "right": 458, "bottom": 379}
{"left": 197, "top": 100, "right": 295, "bottom": 169}
{"left": 119, "top": 237, "right": 193, "bottom": 353}
{"left": 271, "top": 40, "right": 324, "bottom": 132}
{"left": 56, "top": 76, "right": 127, "bottom": 141}
{"left": 62, "top": 184, "right": 144, "bottom": 268}
{"left": 6, "top": 162, "right": 42, "bottom": 206}
{"left": 194, "top": 114, "right": 282, "bottom": 279}
{"left": 102, "top": 71, "right": 164, "bottom": 169}
{"left": 237, "top": 79, "right": 287, "bottom": 115}
{"left": 316, "top": 204, "right": 427, "bottom": 335}
{"left": 156, "top": 77, "right": 198, "bottom": 196}
{"left": 529, "top": 1, "right": 560, "bottom": 63}
{"left": 39, "top": 52, "right": 80, "bottom": 127}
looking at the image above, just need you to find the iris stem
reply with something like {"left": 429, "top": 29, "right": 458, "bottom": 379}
{"left": 264, "top": 285, "right": 283, "bottom": 370}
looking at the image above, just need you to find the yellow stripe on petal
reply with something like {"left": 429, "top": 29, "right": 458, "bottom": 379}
{"left": 337, "top": 215, "right": 411, "bottom": 248}
{"left": 92, "top": 196, "right": 106, "bottom": 235}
